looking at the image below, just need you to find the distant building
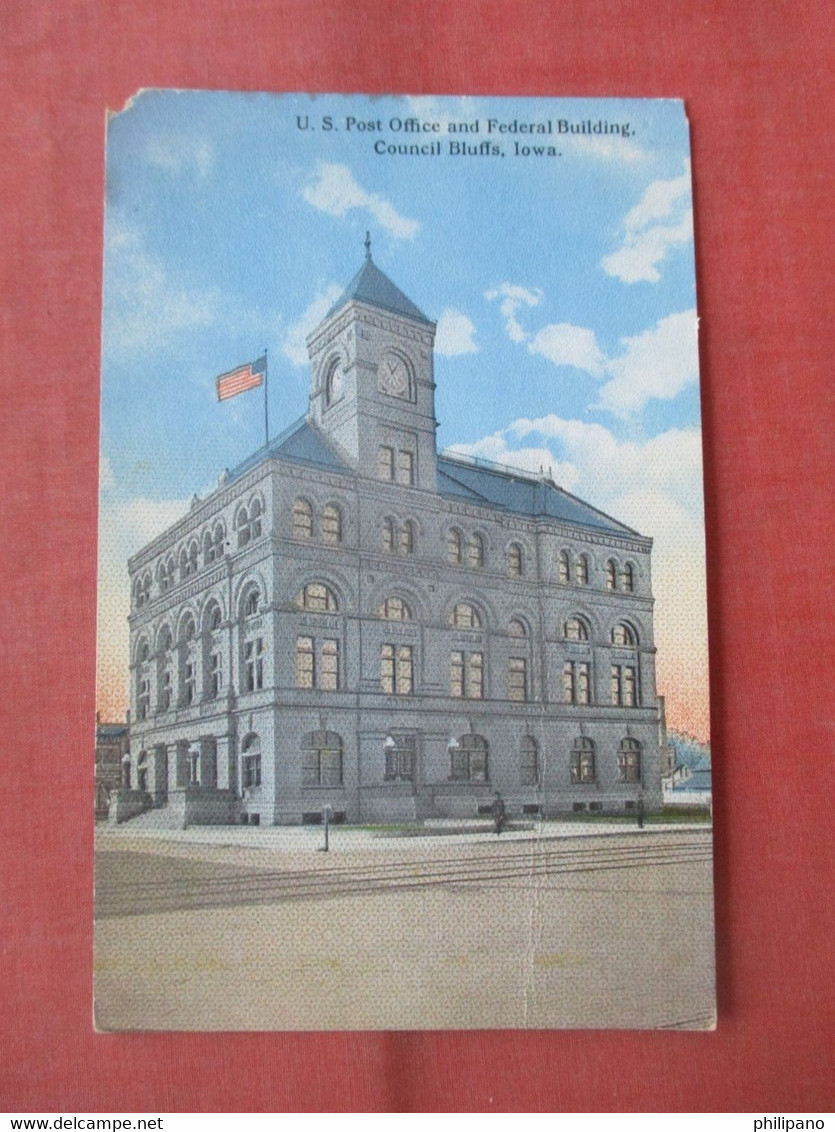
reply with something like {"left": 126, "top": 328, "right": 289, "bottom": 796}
{"left": 113, "top": 246, "right": 667, "bottom": 827}
{"left": 96, "top": 716, "right": 129, "bottom": 816}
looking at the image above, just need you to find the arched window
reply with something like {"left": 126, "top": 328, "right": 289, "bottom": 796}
{"left": 157, "top": 561, "right": 170, "bottom": 593}
{"left": 321, "top": 503, "right": 342, "bottom": 544}
{"left": 520, "top": 735, "right": 539, "bottom": 786}
{"left": 207, "top": 603, "right": 222, "bottom": 632}
{"left": 507, "top": 543, "right": 523, "bottom": 577}
{"left": 241, "top": 733, "right": 262, "bottom": 789}
{"left": 571, "top": 737, "right": 596, "bottom": 784}
{"left": 618, "top": 738, "right": 642, "bottom": 782}
{"left": 179, "top": 546, "right": 191, "bottom": 581}
{"left": 468, "top": 533, "right": 484, "bottom": 570}
{"left": 382, "top": 517, "right": 395, "bottom": 553}
{"left": 622, "top": 563, "right": 635, "bottom": 593}
{"left": 558, "top": 550, "right": 570, "bottom": 584}
{"left": 202, "top": 530, "right": 215, "bottom": 564}
{"left": 564, "top": 616, "right": 589, "bottom": 642}
{"left": 446, "top": 528, "right": 463, "bottom": 566}
{"left": 142, "top": 573, "right": 152, "bottom": 604}
{"left": 243, "top": 589, "right": 260, "bottom": 617}
{"left": 606, "top": 559, "right": 618, "bottom": 591}
{"left": 295, "top": 583, "right": 338, "bottom": 612}
{"left": 302, "top": 730, "right": 343, "bottom": 786}
{"left": 400, "top": 520, "right": 415, "bottom": 556}
{"left": 611, "top": 622, "right": 636, "bottom": 647}
{"left": 508, "top": 618, "right": 528, "bottom": 638}
{"left": 449, "top": 602, "right": 481, "bottom": 629}
{"left": 450, "top": 734, "right": 488, "bottom": 782}
{"left": 293, "top": 499, "right": 314, "bottom": 540}
{"left": 188, "top": 540, "right": 199, "bottom": 574}
{"left": 575, "top": 554, "right": 589, "bottom": 585}
{"left": 376, "top": 596, "right": 411, "bottom": 621}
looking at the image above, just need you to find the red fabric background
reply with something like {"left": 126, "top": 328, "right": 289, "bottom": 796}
{"left": 2, "top": 0, "right": 833, "bottom": 1113}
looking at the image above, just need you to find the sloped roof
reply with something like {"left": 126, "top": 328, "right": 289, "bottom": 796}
{"left": 226, "top": 421, "right": 637, "bottom": 537}
{"left": 227, "top": 417, "right": 350, "bottom": 483}
{"left": 437, "top": 455, "right": 639, "bottom": 536}
{"left": 325, "top": 254, "right": 433, "bottom": 325}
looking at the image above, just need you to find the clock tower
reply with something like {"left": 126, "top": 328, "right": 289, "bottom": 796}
{"left": 306, "top": 237, "right": 438, "bottom": 492}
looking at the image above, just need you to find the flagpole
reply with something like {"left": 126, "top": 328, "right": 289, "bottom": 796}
{"left": 264, "top": 348, "right": 269, "bottom": 447}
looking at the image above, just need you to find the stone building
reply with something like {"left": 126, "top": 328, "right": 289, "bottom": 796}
{"left": 113, "top": 246, "right": 666, "bottom": 827}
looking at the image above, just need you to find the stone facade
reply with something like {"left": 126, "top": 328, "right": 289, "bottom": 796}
{"left": 119, "top": 251, "right": 666, "bottom": 827}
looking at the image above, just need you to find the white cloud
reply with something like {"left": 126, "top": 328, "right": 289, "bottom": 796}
{"left": 103, "top": 220, "right": 221, "bottom": 360}
{"left": 528, "top": 323, "right": 606, "bottom": 377}
{"left": 602, "top": 164, "right": 693, "bottom": 283}
{"left": 485, "top": 283, "right": 542, "bottom": 343}
{"left": 489, "top": 277, "right": 698, "bottom": 416}
{"left": 434, "top": 308, "right": 478, "bottom": 356}
{"left": 146, "top": 136, "right": 214, "bottom": 179}
{"left": 281, "top": 284, "right": 343, "bottom": 366}
{"left": 597, "top": 309, "right": 698, "bottom": 415}
{"left": 303, "top": 163, "right": 419, "bottom": 239}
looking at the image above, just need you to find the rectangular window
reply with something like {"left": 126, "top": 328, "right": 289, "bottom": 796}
{"left": 378, "top": 445, "right": 395, "bottom": 481}
{"left": 451, "top": 652, "right": 483, "bottom": 699}
{"left": 563, "top": 662, "right": 575, "bottom": 704}
{"left": 320, "top": 639, "right": 339, "bottom": 691}
{"left": 508, "top": 657, "right": 527, "bottom": 701}
{"left": 611, "top": 664, "right": 622, "bottom": 706}
{"left": 382, "top": 644, "right": 414, "bottom": 694}
{"left": 295, "top": 637, "right": 314, "bottom": 689}
{"left": 623, "top": 666, "right": 637, "bottom": 706}
{"left": 399, "top": 522, "right": 413, "bottom": 555}
{"left": 245, "top": 639, "right": 264, "bottom": 692}
{"left": 450, "top": 650, "right": 464, "bottom": 698}
{"left": 577, "top": 661, "right": 591, "bottom": 704}
{"left": 397, "top": 449, "right": 414, "bottom": 486}
{"left": 467, "top": 652, "right": 483, "bottom": 699}
{"left": 381, "top": 643, "right": 395, "bottom": 694}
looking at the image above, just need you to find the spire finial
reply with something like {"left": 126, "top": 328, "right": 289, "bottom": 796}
{"left": 364, "top": 230, "right": 372, "bottom": 260}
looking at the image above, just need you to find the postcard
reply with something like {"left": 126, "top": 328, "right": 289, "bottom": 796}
{"left": 94, "top": 91, "right": 714, "bottom": 1030}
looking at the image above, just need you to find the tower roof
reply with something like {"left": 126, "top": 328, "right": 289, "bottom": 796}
{"left": 325, "top": 247, "right": 433, "bottom": 325}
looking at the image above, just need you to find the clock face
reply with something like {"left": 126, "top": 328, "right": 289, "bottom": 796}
{"left": 378, "top": 352, "right": 411, "bottom": 399}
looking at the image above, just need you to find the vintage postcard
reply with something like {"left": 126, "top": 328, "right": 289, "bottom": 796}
{"left": 94, "top": 91, "right": 714, "bottom": 1030}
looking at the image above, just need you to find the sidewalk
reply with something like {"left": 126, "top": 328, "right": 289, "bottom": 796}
{"left": 96, "top": 816, "right": 711, "bottom": 856}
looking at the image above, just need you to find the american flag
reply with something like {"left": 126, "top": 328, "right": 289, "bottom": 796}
{"left": 216, "top": 354, "right": 267, "bottom": 401}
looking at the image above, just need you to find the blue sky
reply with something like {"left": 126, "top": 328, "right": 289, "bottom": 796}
{"left": 98, "top": 91, "right": 708, "bottom": 737}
